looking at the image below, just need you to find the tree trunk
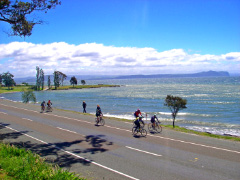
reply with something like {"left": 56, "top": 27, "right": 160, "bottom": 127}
{"left": 172, "top": 113, "right": 176, "bottom": 128}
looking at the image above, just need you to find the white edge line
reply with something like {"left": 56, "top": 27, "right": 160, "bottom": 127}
{"left": 2, "top": 125, "right": 139, "bottom": 180}
{"left": 126, "top": 146, "right": 162, "bottom": 157}
{"left": 147, "top": 134, "right": 240, "bottom": 154}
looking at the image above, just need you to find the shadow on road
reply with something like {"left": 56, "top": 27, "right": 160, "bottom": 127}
{"left": 0, "top": 123, "right": 114, "bottom": 168}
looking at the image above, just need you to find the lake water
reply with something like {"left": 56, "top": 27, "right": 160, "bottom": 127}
{"left": 1, "top": 77, "right": 240, "bottom": 136}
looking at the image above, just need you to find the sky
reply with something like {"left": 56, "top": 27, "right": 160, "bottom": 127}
{"left": 0, "top": 0, "right": 240, "bottom": 78}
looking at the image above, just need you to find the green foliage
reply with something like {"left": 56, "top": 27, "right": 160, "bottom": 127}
{"left": 81, "top": 80, "right": 86, "bottom": 85}
{"left": 1, "top": 72, "right": 15, "bottom": 89}
{"left": 70, "top": 76, "right": 78, "bottom": 87}
{"left": 48, "top": 75, "right": 51, "bottom": 89}
{"left": 0, "top": 0, "right": 61, "bottom": 37}
{"left": 36, "top": 66, "right": 44, "bottom": 91}
{"left": 53, "top": 71, "right": 61, "bottom": 89}
{"left": 0, "top": 143, "right": 86, "bottom": 180}
{"left": 21, "top": 89, "right": 36, "bottom": 103}
{"left": 164, "top": 95, "right": 187, "bottom": 128}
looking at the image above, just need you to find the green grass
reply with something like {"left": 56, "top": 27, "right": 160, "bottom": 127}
{"left": 0, "top": 143, "right": 86, "bottom": 180}
{"left": 51, "top": 84, "right": 120, "bottom": 90}
{"left": 0, "top": 86, "right": 32, "bottom": 94}
{"left": 162, "top": 125, "right": 240, "bottom": 141}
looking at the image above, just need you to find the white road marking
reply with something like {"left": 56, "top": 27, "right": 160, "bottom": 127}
{"left": 56, "top": 127, "right": 79, "bottom": 135}
{"left": 22, "top": 118, "right": 33, "bottom": 121}
{"left": 0, "top": 112, "right": 8, "bottom": 115}
{"left": 3, "top": 125, "right": 139, "bottom": 180}
{"left": 126, "top": 146, "right": 162, "bottom": 157}
{"left": 147, "top": 134, "right": 240, "bottom": 154}
{"left": 1, "top": 103, "right": 240, "bottom": 154}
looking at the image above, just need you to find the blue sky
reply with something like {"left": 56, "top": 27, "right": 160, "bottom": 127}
{"left": 0, "top": 0, "right": 240, "bottom": 77}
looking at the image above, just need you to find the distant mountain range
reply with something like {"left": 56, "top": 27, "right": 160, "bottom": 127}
{"left": 110, "top": 71, "right": 230, "bottom": 79}
{"left": 14, "top": 71, "right": 230, "bottom": 84}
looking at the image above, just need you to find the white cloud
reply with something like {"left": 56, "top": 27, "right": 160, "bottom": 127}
{"left": 0, "top": 42, "right": 239, "bottom": 77}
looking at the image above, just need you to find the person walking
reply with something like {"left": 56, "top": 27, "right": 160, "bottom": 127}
{"left": 82, "top": 101, "right": 87, "bottom": 113}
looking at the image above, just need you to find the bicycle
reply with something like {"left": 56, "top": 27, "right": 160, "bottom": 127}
{"left": 46, "top": 106, "right": 53, "bottom": 112}
{"left": 132, "top": 124, "right": 147, "bottom": 137}
{"left": 95, "top": 114, "right": 105, "bottom": 126}
{"left": 148, "top": 121, "right": 162, "bottom": 133}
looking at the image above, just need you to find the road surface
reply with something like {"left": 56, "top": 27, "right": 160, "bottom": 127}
{"left": 0, "top": 99, "right": 240, "bottom": 180}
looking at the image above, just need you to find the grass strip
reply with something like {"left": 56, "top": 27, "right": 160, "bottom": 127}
{"left": 0, "top": 86, "right": 31, "bottom": 94}
{"left": 0, "top": 143, "right": 86, "bottom": 180}
{"left": 52, "top": 84, "right": 120, "bottom": 90}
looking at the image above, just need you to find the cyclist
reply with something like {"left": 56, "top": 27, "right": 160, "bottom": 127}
{"left": 151, "top": 114, "right": 159, "bottom": 128}
{"left": 47, "top": 100, "right": 52, "bottom": 108}
{"left": 96, "top": 105, "right": 102, "bottom": 123}
{"left": 134, "top": 109, "right": 142, "bottom": 119}
{"left": 134, "top": 116, "right": 145, "bottom": 131}
{"left": 41, "top": 101, "right": 46, "bottom": 111}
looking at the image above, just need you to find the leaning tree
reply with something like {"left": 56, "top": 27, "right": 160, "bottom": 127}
{"left": 164, "top": 95, "right": 187, "bottom": 128}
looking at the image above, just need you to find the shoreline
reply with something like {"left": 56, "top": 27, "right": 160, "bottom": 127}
{"left": 0, "top": 98, "right": 239, "bottom": 141}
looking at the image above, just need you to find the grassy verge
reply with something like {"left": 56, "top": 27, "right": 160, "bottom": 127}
{"left": 161, "top": 125, "right": 240, "bottom": 141}
{"left": 51, "top": 84, "right": 120, "bottom": 90}
{"left": 0, "top": 86, "right": 32, "bottom": 94}
{"left": 0, "top": 143, "right": 86, "bottom": 180}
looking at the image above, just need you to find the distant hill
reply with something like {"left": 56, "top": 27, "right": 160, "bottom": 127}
{"left": 111, "top": 71, "right": 230, "bottom": 79}
{"left": 14, "top": 71, "right": 230, "bottom": 84}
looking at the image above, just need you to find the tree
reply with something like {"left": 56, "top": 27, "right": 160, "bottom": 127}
{"left": 1, "top": 72, "right": 15, "bottom": 89}
{"left": 36, "top": 66, "right": 40, "bottom": 90}
{"left": 70, "top": 76, "right": 77, "bottom": 87}
{"left": 0, "top": 74, "right": 2, "bottom": 85}
{"left": 59, "top": 71, "right": 67, "bottom": 86}
{"left": 36, "top": 66, "right": 44, "bottom": 91}
{"left": 22, "top": 89, "right": 36, "bottom": 103}
{"left": 81, "top": 80, "right": 86, "bottom": 85}
{"left": 53, "top": 70, "right": 60, "bottom": 89}
{"left": 0, "top": 0, "right": 61, "bottom": 37}
{"left": 164, "top": 95, "right": 187, "bottom": 128}
{"left": 40, "top": 68, "right": 44, "bottom": 90}
{"left": 47, "top": 75, "right": 51, "bottom": 89}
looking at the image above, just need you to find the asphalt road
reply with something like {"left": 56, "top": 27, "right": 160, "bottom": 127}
{"left": 0, "top": 99, "right": 240, "bottom": 180}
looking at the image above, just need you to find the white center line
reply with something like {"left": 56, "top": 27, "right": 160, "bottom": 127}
{"left": 126, "top": 146, "right": 162, "bottom": 157}
{"left": 56, "top": 127, "right": 81, "bottom": 135}
{"left": 22, "top": 118, "right": 33, "bottom": 121}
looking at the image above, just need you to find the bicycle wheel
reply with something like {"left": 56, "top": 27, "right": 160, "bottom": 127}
{"left": 95, "top": 118, "right": 98, "bottom": 125}
{"left": 99, "top": 118, "right": 105, "bottom": 126}
{"left": 148, "top": 123, "right": 153, "bottom": 132}
{"left": 132, "top": 127, "right": 138, "bottom": 135}
{"left": 155, "top": 124, "right": 162, "bottom": 133}
{"left": 141, "top": 129, "right": 147, "bottom": 137}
